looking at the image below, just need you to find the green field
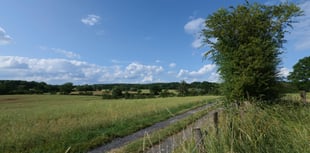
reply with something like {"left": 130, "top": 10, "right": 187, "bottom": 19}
{"left": 0, "top": 95, "right": 218, "bottom": 153}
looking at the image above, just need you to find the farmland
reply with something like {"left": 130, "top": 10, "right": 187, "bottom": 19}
{"left": 0, "top": 95, "right": 218, "bottom": 153}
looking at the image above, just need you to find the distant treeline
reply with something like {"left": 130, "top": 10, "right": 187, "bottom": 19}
{"left": 0, "top": 80, "right": 298, "bottom": 96}
{"left": 0, "top": 80, "right": 220, "bottom": 95}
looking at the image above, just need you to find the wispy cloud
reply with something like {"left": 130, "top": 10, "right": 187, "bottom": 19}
{"left": 290, "top": 0, "right": 310, "bottom": 51}
{"left": 51, "top": 48, "right": 80, "bottom": 59}
{"left": 40, "top": 46, "right": 80, "bottom": 59}
{"left": 169, "top": 62, "right": 176, "bottom": 68}
{"left": 155, "top": 60, "right": 161, "bottom": 63}
{"left": 184, "top": 18, "right": 205, "bottom": 48}
{"left": 0, "top": 27, "right": 13, "bottom": 45}
{"left": 81, "top": 14, "right": 101, "bottom": 26}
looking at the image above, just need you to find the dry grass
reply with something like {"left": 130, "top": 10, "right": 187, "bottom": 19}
{"left": 172, "top": 96, "right": 310, "bottom": 153}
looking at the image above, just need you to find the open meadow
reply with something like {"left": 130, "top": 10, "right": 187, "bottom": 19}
{"left": 0, "top": 95, "right": 218, "bottom": 153}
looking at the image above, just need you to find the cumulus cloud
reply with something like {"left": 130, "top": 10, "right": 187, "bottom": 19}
{"left": 81, "top": 14, "right": 101, "bottom": 26}
{"left": 279, "top": 67, "right": 291, "bottom": 78}
{"left": 188, "top": 64, "right": 216, "bottom": 77}
{"left": 184, "top": 18, "right": 205, "bottom": 48}
{"left": 0, "top": 27, "right": 13, "bottom": 45}
{"left": 177, "top": 64, "right": 219, "bottom": 82}
{"left": 122, "top": 62, "right": 164, "bottom": 82}
{"left": 0, "top": 56, "right": 164, "bottom": 84}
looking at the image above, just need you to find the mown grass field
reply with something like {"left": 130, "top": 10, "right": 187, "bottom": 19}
{"left": 0, "top": 95, "right": 218, "bottom": 153}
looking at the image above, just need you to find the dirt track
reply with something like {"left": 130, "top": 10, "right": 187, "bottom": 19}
{"left": 88, "top": 103, "right": 216, "bottom": 153}
{"left": 146, "top": 108, "right": 222, "bottom": 153}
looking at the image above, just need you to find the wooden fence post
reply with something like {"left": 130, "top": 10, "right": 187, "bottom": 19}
{"left": 214, "top": 111, "right": 219, "bottom": 136}
{"left": 301, "top": 90, "right": 307, "bottom": 104}
{"left": 193, "top": 127, "right": 206, "bottom": 153}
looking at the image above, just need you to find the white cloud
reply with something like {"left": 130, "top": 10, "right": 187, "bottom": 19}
{"left": 189, "top": 64, "right": 216, "bottom": 77}
{"left": 177, "top": 64, "right": 219, "bottom": 82}
{"left": 51, "top": 48, "right": 80, "bottom": 59}
{"left": 169, "top": 62, "right": 176, "bottom": 68}
{"left": 142, "top": 75, "right": 153, "bottom": 82}
{"left": 184, "top": 18, "right": 205, "bottom": 49}
{"left": 177, "top": 69, "right": 189, "bottom": 78}
{"left": 0, "top": 27, "right": 12, "bottom": 45}
{"left": 81, "top": 14, "right": 101, "bottom": 26}
{"left": 290, "top": 1, "right": 310, "bottom": 51}
{"left": 0, "top": 56, "right": 165, "bottom": 84}
{"left": 184, "top": 18, "right": 204, "bottom": 34}
{"left": 40, "top": 46, "right": 80, "bottom": 59}
{"left": 123, "top": 62, "right": 163, "bottom": 81}
{"left": 0, "top": 56, "right": 220, "bottom": 84}
{"left": 279, "top": 67, "right": 291, "bottom": 78}
{"left": 191, "top": 37, "right": 203, "bottom": 48}
{"left": 207, "top": 72, "right": 221, "bottom": 83}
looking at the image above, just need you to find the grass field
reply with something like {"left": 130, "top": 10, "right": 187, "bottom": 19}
{"left": 0, "top": 95, "right": 218, "bottom": 153}
{"left": 173, "top": 96, "right": 310, "bottom": 153}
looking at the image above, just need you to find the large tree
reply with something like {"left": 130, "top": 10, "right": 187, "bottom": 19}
{"left": 202, "top": 1, "right": 301, "bottom": 102}
{"left": 60, "top": 82, "right": 74, "bottom": 95}
{"left": 288, "top": 56, "right": 310, "bottom": 92}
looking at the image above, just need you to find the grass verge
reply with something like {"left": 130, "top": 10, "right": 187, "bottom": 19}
{"left": 173, "top": 99, "right": 310, "bottom": 153}
{"left": 110, "top": 101, "right": 222, "bottom": 153}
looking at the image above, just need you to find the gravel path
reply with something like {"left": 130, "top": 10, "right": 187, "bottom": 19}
{"left": 88, "top": 103, "right": 215, "bottom": 153}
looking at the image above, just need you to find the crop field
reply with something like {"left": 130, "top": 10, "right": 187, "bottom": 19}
{"left": 0, "top": 95, "right": 218, "bottom": 153}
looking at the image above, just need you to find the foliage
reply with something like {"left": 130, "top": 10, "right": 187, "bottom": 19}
{"left": 160, "top": 89, "right": 176, "bottom": 97}
{"left": 149, "top": 85, "right": 162, "bottom": 95}
{"left": 60, "top": 82, "right": 74, "bottom": 95}
{"left": 203, "top": 1, "right": 302, "bottom": 102}
{"left": 178, "top": 80, "right": 189, "bottom": 96}
{"left": 0, "top": 80, "right": 220, "bottom": 97}
{"left": 111, "top": 86, "right": 123, "bottom": 98}
{"left": 0, "top": 80, "right": 53, "bottom": 94}
{"left": 288, "top": 56, "right": 310, "bottom": 91}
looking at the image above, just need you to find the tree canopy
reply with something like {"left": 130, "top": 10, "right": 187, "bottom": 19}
{"left": 202, "top": 1, "right": 302, "bottom": 102}
{"left": 288, "top": 56, "right": 310, "bottom": 91}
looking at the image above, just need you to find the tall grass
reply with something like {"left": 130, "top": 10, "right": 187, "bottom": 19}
{"left": 0, "top": 95, "right": 217, "bottom": 153}
{"left": 175, "top": 100, "right": 310, "bottom": 153}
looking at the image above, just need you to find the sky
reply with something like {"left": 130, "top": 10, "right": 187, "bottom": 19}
{"left": 0, "top": 0, "right": 309, "bottom": 85}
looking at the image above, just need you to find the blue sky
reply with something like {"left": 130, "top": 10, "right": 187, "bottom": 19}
{"left": 0, "top": 0, "right": 309, "bottom": 84}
